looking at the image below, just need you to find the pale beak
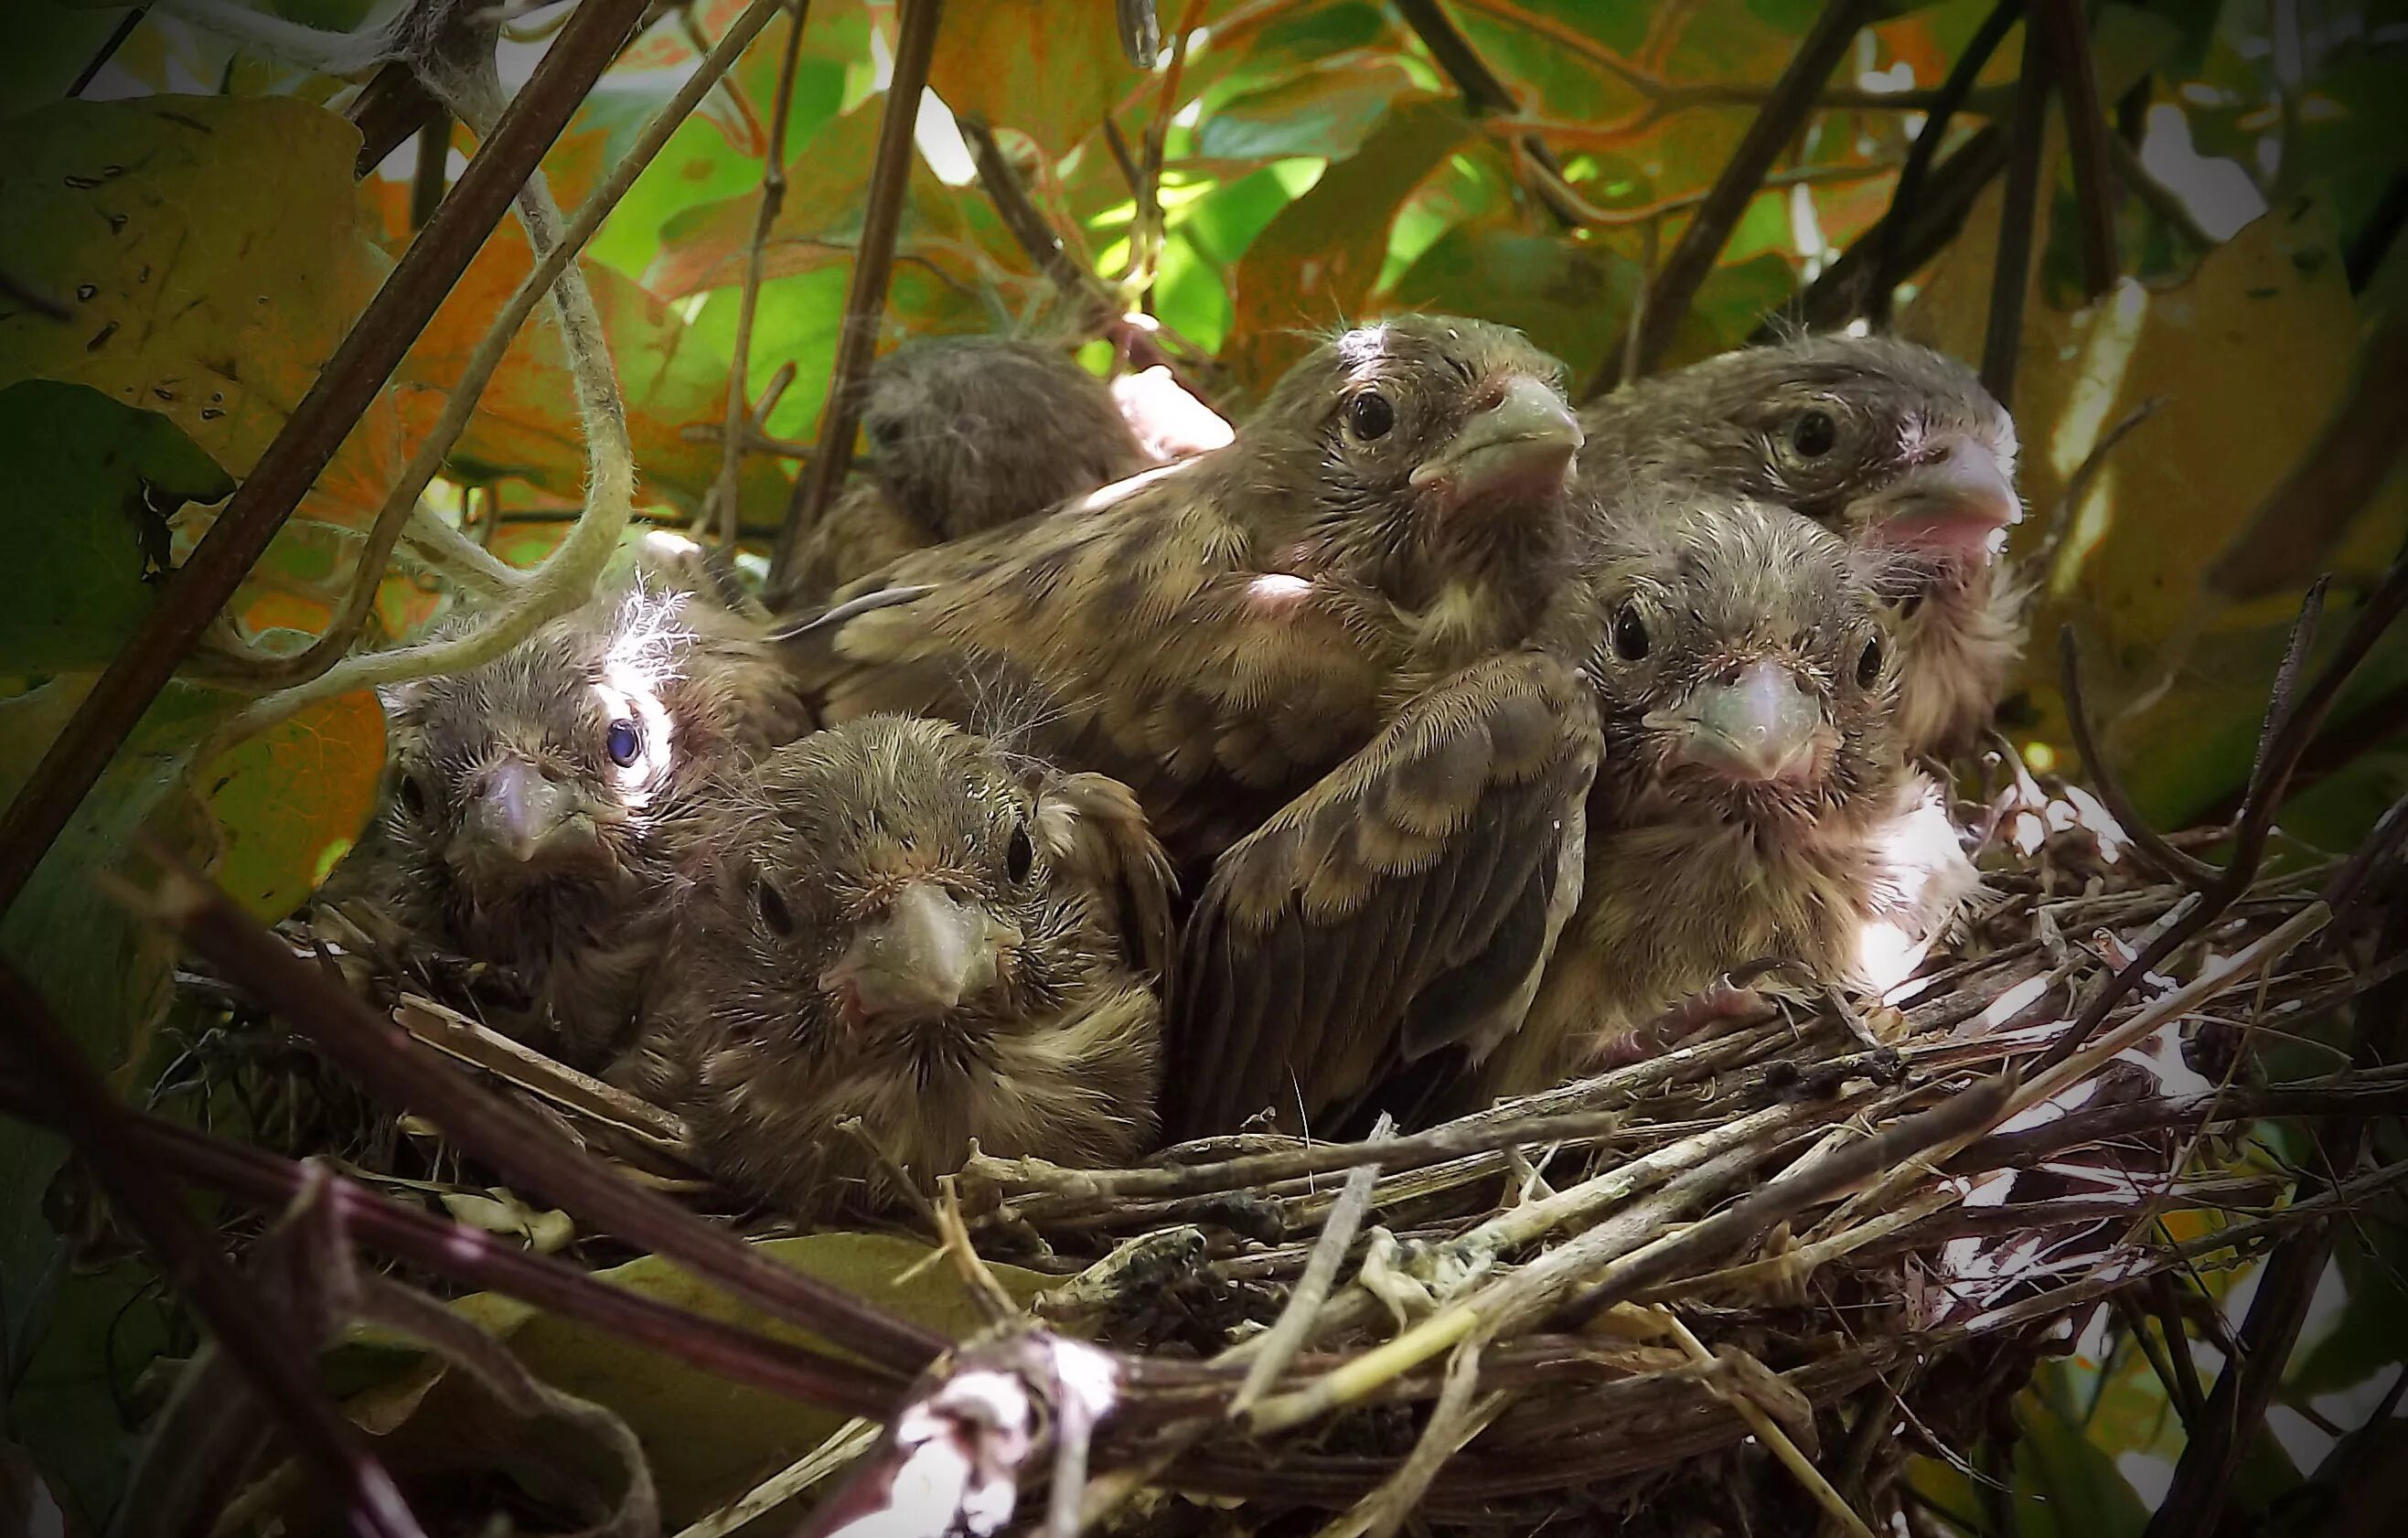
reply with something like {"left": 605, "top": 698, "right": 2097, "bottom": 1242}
{"left": 1662, "top": 660, "right": 1827, "bottom": 785}
{"left": 1408, "top": 372, "right": 1583, "bottom": 508}
{"left": 820, "top": 880, "right": 1022, "bottom": 1023}
{"left": 452, "top": 758, "right": 604, "bottom": 880}
{"left": 1846, "top": 435, "right": 2020, "bottom": 563}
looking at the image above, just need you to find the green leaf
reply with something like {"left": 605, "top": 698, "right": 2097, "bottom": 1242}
{"left": 0, "top": 95, "right": 386, "bottom": 478}
{"left": 929, "top": 0, "right": 1134, "bottom": 158}
{"left": 333, "top": 1233, "right": 1050, "bottom": 1528}
{"left": 0, "top": 380, "right": 232, "bottom": 671}
{"left": 1196, "top": 57, "right": 1419, "bottom": 163}
{"left": 1387, "top": 225, "right": 1639, "bottom": 382}
{"left": 2007, "top": 1361, "right": 2155, "bottom": 1538}
{"left": 197, "top": 688, "right": 384, "bottom": 922}
{"left": 1225, "top": 95, "right": 1469, "bottom": 390}
{"left": 2289, "top": 1218, "right": 2408, "bottom": 1397}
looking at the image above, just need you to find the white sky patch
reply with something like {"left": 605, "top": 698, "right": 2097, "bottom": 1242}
{"left": 2141, "top": 102, "right": 2269, "bottom": 241}
{"left": 915, "top": 91, "right": 979, "bottom": 185}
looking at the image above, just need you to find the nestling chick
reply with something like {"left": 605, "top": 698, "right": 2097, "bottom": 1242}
{"left": 1483, "top": 499, "right": 1976, "bottom": 1093}
{"left": 781, "top": 335, "right": 1157, "bottom": 604}
{"left": 793, "top": 314, "right": 1589, "bottom": 865}
{"left": 629, "top": 716, "right": 1172, "bottom": 1220}
{"left": 1579, "top": 333, "right": 2022, "bottom": 756}
{"left": 342, "top": 581, "right": 803, "bottom": 1067}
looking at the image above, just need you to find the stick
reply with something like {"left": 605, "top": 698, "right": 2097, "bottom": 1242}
{"left": 1982, "top": 17, "right": 2052, "bottom": 405}
{"left": 771, "top": 0, "right": 945, "bottom": 583}
{"left": 2034, "top": 0, "right": 2116, "bottom": 296}
{"left": 1870, "top": 0, "right": 2022, "bottom": 327}
{"left": 1233, "top": 1117, "right": 1394, "bottom": 1417}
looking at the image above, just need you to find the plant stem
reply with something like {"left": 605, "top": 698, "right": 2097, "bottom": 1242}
{"left": 717, "top": 1, "right": 813, "bottom": 551}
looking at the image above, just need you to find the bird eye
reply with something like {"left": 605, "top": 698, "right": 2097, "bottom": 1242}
{"left": 1857, "top": 635, "right": 1884, "bottom": 688}
{"left": 605, "top": 719, "right": 642, "bottom": 767}
{"left": 1612, "top": 603, "right": 1651, "bottom": 662}
{"left": 1005, "top": 825, "right": 1035, "bottom": 883}
{"left": 1345, "top": 390, "right": 1396, "bottom": 442}
{"left": 755, "top": 878, "right": 795, "bottom": 938}
{"left": 394, "top": 771, "right": 429, "bottom": 818}
{"left": 1790, "top": 409, "right": 1838, "bottom": 459}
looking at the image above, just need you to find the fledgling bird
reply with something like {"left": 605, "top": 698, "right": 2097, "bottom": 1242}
{"left": 794, "top": 314, "right": 1590, "bottom": 865}
{"left": 626, "top": 716, "right": 1172, "bottom": 1220}
{"left": 1482, "top": 498, "right": 1978, "bottom": 1095}
{"left": 334, "top": 580, "right": 806, "bottom": 1068}
{"left": 1578, "top": 333, "right": 2022, "bottom": 757}
{"left": 781, "top": 335, "right": 1158, "bottom": 604}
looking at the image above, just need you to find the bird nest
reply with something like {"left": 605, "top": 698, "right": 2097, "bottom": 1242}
{"left": 132, "top": 713, "right": 2405, "bottom": 1538}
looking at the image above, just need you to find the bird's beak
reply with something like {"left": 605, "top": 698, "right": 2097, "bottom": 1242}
{"left": 1660, "top": 660, "right": 1828, "bottom": 785}
{"left": 1846, "top": 435, "right": 2020, "bottom": 564}
{"left": 820, "top": 880, "right": 1022, "bottom": 1024}
{"left": 452, "top": 759, "right": 605, "bottom": 881}
{"left": 1409, "top": 372, "right": 1583, "bottom": 508}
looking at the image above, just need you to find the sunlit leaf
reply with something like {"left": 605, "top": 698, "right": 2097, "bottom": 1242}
{"left": 198, "top": 688, "right": 383, "bottom": 922}
{"left": 1387, "top": 225, "right": 1638, "bottom": 380}
{"left": 0, "top": 96, "right": 386, "bottom": 477}
{"left": 929, "top": 0, "right": 1133, "bottom": 158}
{"left": 1195, "top": 56, "right": 1419, "bottom": 164}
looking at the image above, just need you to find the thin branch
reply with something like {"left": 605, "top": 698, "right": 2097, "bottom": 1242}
{"left": 1871, "top": 0, "right": 2021, "bottom": 327}
{"left": 407, "top": 108, "right": 453, "bottom": 230}
{"left": 1777, "top": 123, "right": 2010, "bottom": 336}
{"left": 1982, "top": 16, "right": 2052, "bottom": 405}
{"left": 2109, "top": 132, "right": 2215, "bottom": 250}
{"left": 2033, "top": 0, "right": 2116, "bottom": 296}
{"left": 0, "top": 0, "right": 655, "bottom": 914}
{"left": 961, "top": 118, "right": 1116, "bottom": 328}
{"left": 1664, "top": 1311, "right": 1877, "bottom": 1538}
{"left": 1588, "top": 0, "right": 1879, "bottom": 394}
{"left": 1233, "top": 1117, "right": 1394, "bottom": 1418}
{"left": 2029, "top": 394, "right": 2166, "bottom": 573}
{"left": 134, "top": 857, "right": 951, "bottom": 1378}
{"left": 1515, "top": 152, "right": 1902, "bottom": 231}
{"left": 1392, "top": 0, "right": 1580, "bottom": 228}
{"left": 2060, "top": 628, "right": 2220, "bottom": 885}
{"left": 714, "top": 0, "right": 812, "bottom": 551}
{"left": 0, "top": 960, "right": 426, "bottom": 1538}
{"left": 1117, "top": 0, "right": 1161, "bottom": 68}
{"left": 68, "top": 5, "right": 150, "bottom": 97}
{"left": 771, "top": 0, "right": 944, "bottom": 585}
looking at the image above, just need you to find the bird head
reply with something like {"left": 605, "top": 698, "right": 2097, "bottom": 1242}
{"left": 380, "top": 582, "right": 730, "bottom": 921}
{"left": 1584, "top": 499, "right": 1903, "bottom": 829}
{"left": 1251, "top": 315, "right": 1583, "bottom": 611}
{"left": 859, "top": 335, "right": 1153, "bottom": 540}
{"left": 713, "top": 717, "right": 1150, "bottom": 1065}
{"left": 1608, "top": 334, "right": 2021, "bottom": 573}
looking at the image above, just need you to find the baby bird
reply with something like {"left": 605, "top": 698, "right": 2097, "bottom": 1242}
{"left": 1579, "top": 333, "right": 2022, "bottom": 756}
{"left": 793, "top": 314, "right": 1589, "bottom": 865}
{"left": 1483, "top": 498, "right": 1977, "bottom": 1094}
{"left": 629, "top": 716, "right": 1172, "bottom": 1220}
{"left": 781, "top": 335, "right": 1158, "bottom": 604}
{"left": 342, "top": 581, "right": 802, "bottom": 1068}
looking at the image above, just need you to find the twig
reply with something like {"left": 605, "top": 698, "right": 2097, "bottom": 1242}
{"left": 2060, "top": 629, "right": 2221, "bottom": 886}
{"left": 2033, "top": 0, "right": 2116, "bottom": 296}
{"left": 1664, "top": 1310, "right": 1877, "bottom": 1538}
{"left": 2029, "top": 394, "right": 2166, "bottom": 573}
{"left": 2111, "top": 1290, "right": 2203, "bottom": 1435}
{"left": 1982, "top": 16, "right": 2052, "bottom": 405}
{"left": 1870, "top": 0, "right": 2021, "bottom": 327}
{"left": 134, "top": 857, "right": 950, "bottom": 1378}
{"left": 2144, "top": 1223, "right": 2333, "bottom": 1537}
{"left": 408, "top": 108, "right": 453, "bottom": 230}
{"left": 961, "top": 117, "right": 1116, "bottom": 328}
{"left": 68, "top": 5, "right": 149, "bottom": 97}
{"left": 1518, "top": 153, "right": 1902, "bottom": 231}
{"left": 1779, "top": 123, "right": 2010, "bottom": 335}
{"left": 683, "top": 422, "right": 819, "bottom": 461}
{"left": 1234, "top": 1116, "right": 1394, "bottom": 1418}
{"left": 771, "top": 0, "right": 944, "bottom": 585}
{"left": 0, "top": 1085, "right": 894, "bottom": 1417}
{"left": 0, "top": 0, "right": 654, "bottom": 913}
{"left": 0, "top": 960, "right": 427, "bottom": 1538}
{"left": 1117, "top": 0, "right": 1160, "bottom": 68}
{"left": 714, "top": 0, "right": 812, "bottom": 551}
{"left": 2109, "top": 133, "right": 2216, "bottom": 250}
{"left": 1587, "top": 0, "right": 1878, "bottom": 393}
{"left": 1315, "top": 1339, "right": 1504, "bottom": 1538}
{"left": 1392, "top": 0, "right": 1580, "bottom": 228}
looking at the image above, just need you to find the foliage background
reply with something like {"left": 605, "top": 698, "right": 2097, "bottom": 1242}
{"left": 0, "top": 0, "right": 2404, "bottom": 1530}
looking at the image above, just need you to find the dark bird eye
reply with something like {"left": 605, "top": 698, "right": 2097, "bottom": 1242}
{"left": 1005, "top": 825, "right": 1035, "bottom": 883}
{"left": 1857, "top": 635, "right": 1884, "bottom": 688}
{"left": 395, "top": 771, "right": 429, "bottom": 818}
{"left": 755, "top": 878, "right": 795, "bottom": 938}
{"left": 1345, "top": 390, "right": 1395, "bottom": 441}
{"left": 605, "top": 719, "right": 642, "bottom": 767}
{"left": 1612, "top": 604, "right": 1651, "bottom": 662}
{"left": 1791, "top": 409, "right": 1838, "bottom": 459}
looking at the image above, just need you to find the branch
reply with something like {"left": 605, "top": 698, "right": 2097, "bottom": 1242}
{"left": 68, "top": 5, "right": 149, "bottom": 97}
{"left": 0, "top": 1084, "right": 894, "bottom": 1419}
{"left": 770, "top": 0, "right": 944, "bottom": 584}
{"left": 962, "top": 118, "right": 1117, "bottom": 328}
{"left": 133, "top": 857, "right": 951, "bottom": 1378}
{"left": 1982, "top": 17, "right": 2053, "bottom": 405}
{"left": 1869, "top": 0, "right": 2021, "bottom": 327}
{"left": 0, "top": 960, "right": 426, "bottom": 1538}
{"left": 2033, "top": 0, "right": 2117, "bottom": 296}
{"left": 1776, "top": 123, "right": 2010, "bottom": 335}
{"left": 2060, "top": 627, "right": 2221, "bottom": 885}
{"left": 1232, "top": 1118, "right": 1393, "bottom": 1418}
{"left": 1587, "top": 0, "right": 1878, "bottom": 394}
{"left": 1391, "top": 0, "right": 1581, "bottom": 228}
{"left": 0, "top": 0, "right": 655, "bottom": 913}
{"left": 714, "top": 0, "right": 812, "bottom": 551}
